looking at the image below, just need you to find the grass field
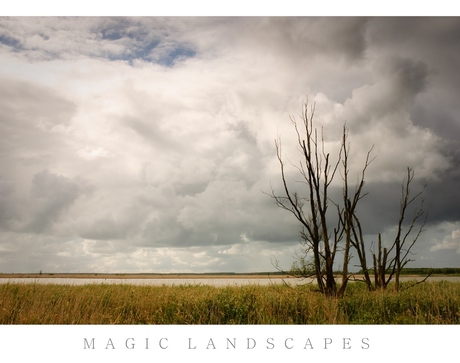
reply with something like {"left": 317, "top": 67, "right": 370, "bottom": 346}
{"left": 1, "top": 280, "right": 459, "bottom": 324}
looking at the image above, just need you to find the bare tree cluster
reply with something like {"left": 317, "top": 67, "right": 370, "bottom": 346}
{"left": 269, "top": 100, "right": 427, "bottom": 296}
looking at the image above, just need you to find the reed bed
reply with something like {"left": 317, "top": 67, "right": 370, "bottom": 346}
{"left": 0, "top": 281, "right": 459, "bottom": 324}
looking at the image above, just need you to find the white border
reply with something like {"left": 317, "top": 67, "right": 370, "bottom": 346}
{"left": 1, "top": 325, "right": 458, "bottom": 362}
{"left": 1, "top": 0, "right": 458, "bottom": 16}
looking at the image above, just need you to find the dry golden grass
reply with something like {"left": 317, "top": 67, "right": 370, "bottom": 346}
{"left": 1, "top": 280, "right": 459, "bottom": 324}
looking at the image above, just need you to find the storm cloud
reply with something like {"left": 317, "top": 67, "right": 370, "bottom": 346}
{"left": 0, "top": 17, "right": 459, "bottom": 273}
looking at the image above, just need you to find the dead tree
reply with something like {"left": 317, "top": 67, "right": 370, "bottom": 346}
{"left": 337, "top": 128, "right": 374, "bottom": 295}
{"left": 269, "top": 100, "right": 372, "bottom": 297}
{"left": 269, "top": 100, "right": 428, "bottom": 296}
{"left": 373, "top": 168, "right": 427, "bottom": 291}
{"left": 349, "top": 168, "right": 427, "bottom": 291}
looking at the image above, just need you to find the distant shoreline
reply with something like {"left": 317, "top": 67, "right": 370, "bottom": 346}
{"left": 0, "top": 273, "right": 290, "bottom": 279}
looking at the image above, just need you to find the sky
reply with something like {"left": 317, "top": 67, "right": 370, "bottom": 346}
{"left": 0, "top": 16, "right": 459, "bottom": 273}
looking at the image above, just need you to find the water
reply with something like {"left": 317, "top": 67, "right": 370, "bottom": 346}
{"left": 1, "top": 276, "right": 459, "bottom": 286}
{"left": 0, "top": 277, "right": 305, "bottom": 286}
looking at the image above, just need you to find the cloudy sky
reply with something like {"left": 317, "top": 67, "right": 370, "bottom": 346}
{"left": 0, "top": 17, "right": 459, "bottom": 273}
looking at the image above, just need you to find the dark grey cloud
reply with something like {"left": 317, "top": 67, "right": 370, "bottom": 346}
{"left": 78, "top": 216, "right": 129, "bottom": 240}
{"left": 24, "top": 169, "right": 92, "bottom": 234}
{"left": 368, "top": 18, "right": 460, "bottom": 138}
{"left": 423, "top": 171, "right": 460, "bottom": 226}
{"left": 0, "top": 77, "right": 76, "bottom": 166}
{"left": 374, "top": 56, "right": 429, "bottom": 98}
{"left": 307, "top": 17, "right": 370, "bottom": 62}
{"left": 0, "top": 180, "right": 18, "bottom": 230}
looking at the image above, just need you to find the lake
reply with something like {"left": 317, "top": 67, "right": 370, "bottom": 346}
{"left": 1, "top": 276, "right": 459, "bottom": 286}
